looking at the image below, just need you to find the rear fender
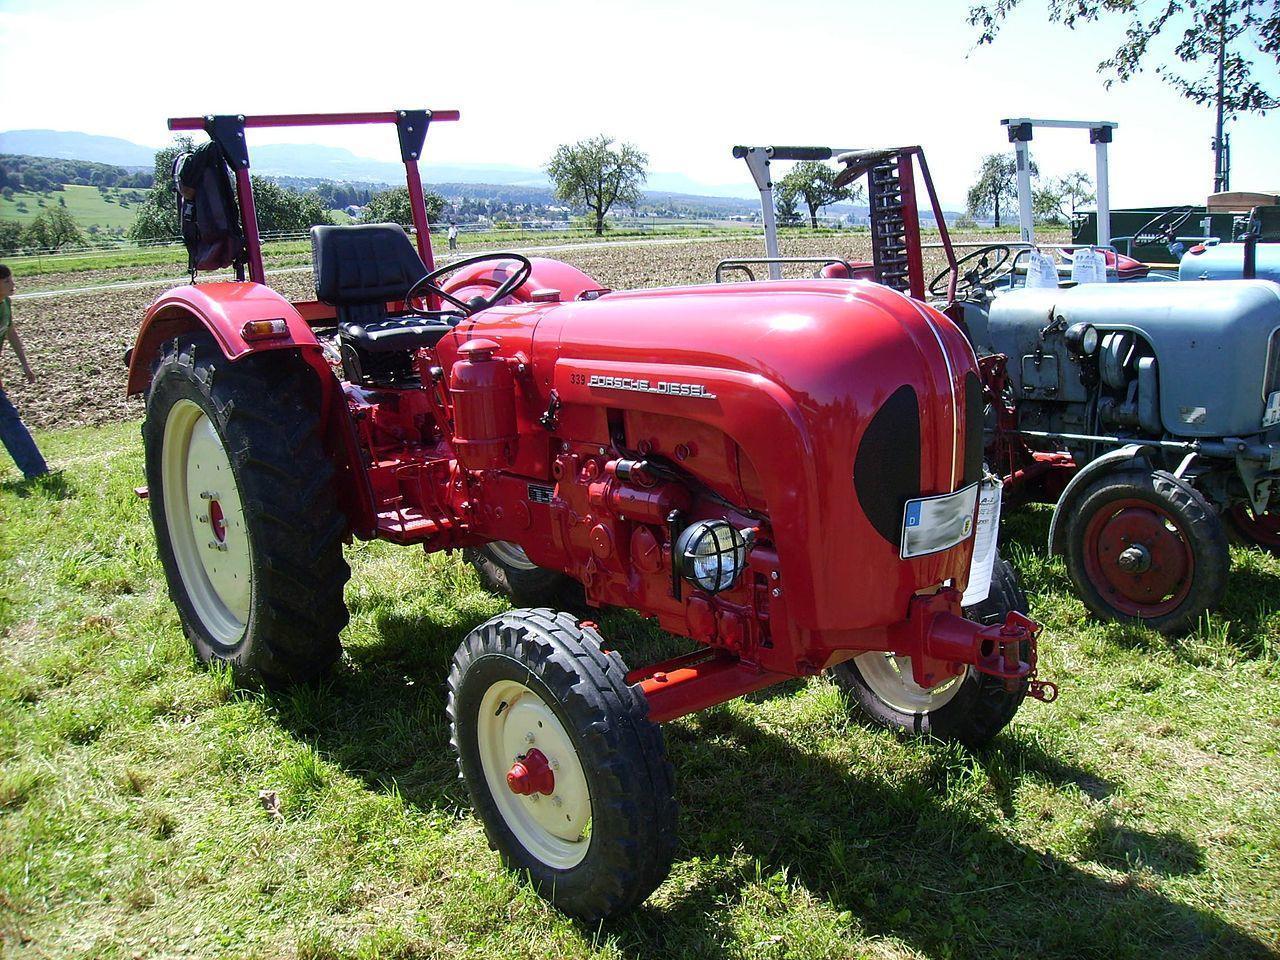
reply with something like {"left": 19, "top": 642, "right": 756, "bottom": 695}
{"left": 126, "top": 282, "right": 322, "bottom": 395}
{"left": 1047, "top": 443, "right": 1156, "bottom": 556}
{"left": 127, "top": 282, "right": 378, "bottom": 538}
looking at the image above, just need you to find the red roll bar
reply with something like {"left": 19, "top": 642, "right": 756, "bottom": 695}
{"left": 166, "top": 110, "right": 460, "bottom": 288}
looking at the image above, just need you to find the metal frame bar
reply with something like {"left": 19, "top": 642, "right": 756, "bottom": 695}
{"left": 731, "top": 143, "right": 958, "bottom": 301}
{"left": 1002, "top": 118, "right": 1117, "bottom": 249}
{"left": 167, "top": 109, "right": 461, "bottom": 289}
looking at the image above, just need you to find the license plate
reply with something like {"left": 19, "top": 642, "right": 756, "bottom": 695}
{"left": 1264, "top": 390, "right": 1280, "bottom": 429}
{"left": 900, "top": 482, "right": 980, "bottom": 560}
{"left": 961, "top": 479, "right": 1003, "bottom": 607}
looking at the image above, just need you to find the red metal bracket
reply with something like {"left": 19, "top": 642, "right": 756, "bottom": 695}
{"left": 626, "top": 649, "right": 787, "bottom": 723}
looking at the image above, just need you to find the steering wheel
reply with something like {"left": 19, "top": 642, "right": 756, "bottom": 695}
{"left": 405, "top": 253, "right": 534, "bottom": 316}
{"left": 928, "top": 244, "right": 1013, "bottom": 300}
{"left": 1134, "top": 207, "right": 1196, "bottom": 249}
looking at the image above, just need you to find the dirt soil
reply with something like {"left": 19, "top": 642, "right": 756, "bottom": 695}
{"left": 3, "top": 232, "right": 1026, "bottom": 430}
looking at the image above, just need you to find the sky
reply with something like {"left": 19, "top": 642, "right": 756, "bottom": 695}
{"left": 0, "top": 0, "right": 1276, "bottom": 208}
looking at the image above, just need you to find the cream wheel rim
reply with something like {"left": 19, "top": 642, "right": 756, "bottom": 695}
{"left": 476, "top": 678, "right": 592, "bottom": 869}
{"left": 486, "top": 541, "right": 539, "bottom": 571}
{"left": 854, "top": 652, "right": 966, "bottom": 713}
{"left": 161, "top": 399, "right": 252, "bottom": 647}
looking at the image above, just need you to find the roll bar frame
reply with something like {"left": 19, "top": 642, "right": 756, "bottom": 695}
{"left": 167, "top": 110, "right": 460, "bottom": 289}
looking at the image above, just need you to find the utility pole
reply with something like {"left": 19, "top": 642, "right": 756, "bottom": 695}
{"left": 1212, "top": 0, "right": 1231, "bottom": 193}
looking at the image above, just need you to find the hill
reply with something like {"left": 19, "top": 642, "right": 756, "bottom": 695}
{"left": 0, "top": 129, "right": 154, "bottom": 168}
{"left": 0, "top": 154, "right": 151, "bottom": 192}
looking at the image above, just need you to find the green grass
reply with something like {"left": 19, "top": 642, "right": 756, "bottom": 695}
{"left": 1, "top": 422, "right": 1277, "bottom": 958}
{"left": 0, "top": 184, "right": 145, "bottom": 230}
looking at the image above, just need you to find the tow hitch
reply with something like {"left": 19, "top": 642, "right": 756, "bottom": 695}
{"left": 893, "top": 590, "right": 1058, "bottom": 702}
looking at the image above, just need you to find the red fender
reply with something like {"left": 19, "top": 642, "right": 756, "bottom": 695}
{"left": 126, "top": 281, "right": 377, "bottom": 539}
{"left": 125, "top": 282, "right": 322, "bottom": 395}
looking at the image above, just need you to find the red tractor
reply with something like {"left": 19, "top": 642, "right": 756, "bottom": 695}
{"left": 129, "top": 111, "right": 1052, "bottom": 918}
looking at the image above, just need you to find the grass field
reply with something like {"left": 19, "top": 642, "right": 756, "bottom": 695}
{"left": 3, "top": 225, "right": 763, "bottom": 280}
{"left": 0, "top": 185, "right": 146, "bottom": 231}
{"left": 2, "top": 422, "right": 1277, "bottom": 959}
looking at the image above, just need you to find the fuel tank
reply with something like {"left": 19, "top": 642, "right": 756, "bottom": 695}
{"left": 1179, "top": 243, "right": 1280, "bottom": 284}
{"left": 469, "top": 278, "right": 985, "bottom": 634}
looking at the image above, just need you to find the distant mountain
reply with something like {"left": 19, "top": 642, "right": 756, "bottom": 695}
{"left": 0, "top": 129, "right": 757, "bottom": 198}
{"left": 0, "top": 129, "right": 960, "bottom": 219}
{"left": 0, "top": 130, "right": 154, "bottom": 169}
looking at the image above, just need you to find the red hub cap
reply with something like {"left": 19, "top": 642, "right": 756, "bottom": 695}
{"left": 1229, "top": 504, "right": 1280, "bottom": 549}
{"left": 506, "top": 748, "right": 555, "bottom": 796}
{"left": 1082, "top": 498, "right": 1194, "bottom": 617}
{"left": 208, "top": 498, "right": 227, "bottom": 543}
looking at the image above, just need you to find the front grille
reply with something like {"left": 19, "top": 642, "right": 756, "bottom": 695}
{"left": 854, "top": 384, "right": 921, "bottom": 545}
{"left": 1264, "top": 328, "right": 1280, "bottom": 397}
{"left": 963, "top": 371, "right": 984, "bottom": 487}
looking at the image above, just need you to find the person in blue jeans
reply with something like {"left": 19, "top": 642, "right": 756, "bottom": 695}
{"left": 0, "top": 264, "right": 49, "bottom": 480}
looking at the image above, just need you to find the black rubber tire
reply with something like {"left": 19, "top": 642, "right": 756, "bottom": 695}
{"left": 1222, "top": 505, "right": 1280, "bottom": 556}
{"left": 1063, "top": 469, "right": 1228, "bottom": 636}
{"left": 465, "top": 543, "right": 585, "bottom": 610}
{"left": 143, "top": 335, "right": 350, "bottom": 687}
{"left": 829, "top": 551, "right": 1030, "bottom": 749}
{"left": 447, "top": 608, "right": 677, "bottom": 919}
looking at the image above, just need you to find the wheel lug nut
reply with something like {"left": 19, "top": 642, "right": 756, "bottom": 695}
{"left": 552, "top": 796, "right": 563, "bottom": 807}
{"left": 524, "top": 732, "right": 535, "bottom": 744}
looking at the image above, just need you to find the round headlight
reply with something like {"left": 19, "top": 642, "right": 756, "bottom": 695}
{"left": 1065, "top": 321, "right": 1099, "bottom": 356}
{"left": 675, "top": 520, "right": 748, "bottom": 593}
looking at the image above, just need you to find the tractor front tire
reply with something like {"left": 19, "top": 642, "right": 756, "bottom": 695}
{"left": 143, "top": 335, "right": 350, "bottom": 687}
{"left": 829, "top": 551, "right": 1030, "bottom": 749}
{"left": 1063, "top": 469, "right": 1228, "bottom": 635}
{"left": 447, "top": 608, "right": 676, "bottom": 919}
{"left": 1223, "top": 503, "right": 1280, "bottom": 556}
{"left": 465, "top": 541, "right": 585, "bottom": 610}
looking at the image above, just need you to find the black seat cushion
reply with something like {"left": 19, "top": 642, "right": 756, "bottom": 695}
{"left": 341, "top": 313, "right": 455, "bottom": 353}
{"left": 311, "top": 223, "right": 428, "bottom": 305}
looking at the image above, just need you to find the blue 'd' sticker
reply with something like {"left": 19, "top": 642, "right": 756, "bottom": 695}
{"left": 905, "top": 502, "right": 922, "bottom": 527}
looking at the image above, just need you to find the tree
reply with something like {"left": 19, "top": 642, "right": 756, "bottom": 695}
{"left": 546, "top": 136, "right": 648, "bottom": 236}
{"left": 965, "top": 153, "right": 1037, "bottom": 228}
{"left": 360, "top": 186, "right": 445, "bottom": 229}
{"left": 0, "top": 219, "right": 25, "bottom": 253}
{"left": 968, "top": 1, "right": 1279, "bottom": 190}
{"left": 130, "top": 137, "right": 194, "bottom": 241}
{"left": 775, "top": 183, "right": 802, "bottom": 226}
{"left": 25, "top": 206, "right": 83, "bottom": 250}
{"left": 778, "top": 162, "right": 860, "bottom": 229}
{"left": 1055, "top": 170, "right": 1095, "bottom": 219}
{"left": 1032, "top": 184, "right": 1064, "bottom": 224}
{"left": 248, "top": 177, "right": 331, "bottom": 234}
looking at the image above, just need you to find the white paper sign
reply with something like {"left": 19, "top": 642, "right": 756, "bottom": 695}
{"left": 1070, "top": 247, "right": 1109, "bottom": 284}
{"left": 961, "top": 479, "right": 1003, "bottom": 607}
{"left": 1026, "top": 251, "right": 1060, "bottom": 289}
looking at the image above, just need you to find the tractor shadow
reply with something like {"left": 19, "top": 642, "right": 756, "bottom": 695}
{"left": 612, "top": 713, "right": 1260, "bottom": 960}
{"left": 268, "top": 598, "right": 1260, "bottom": 960}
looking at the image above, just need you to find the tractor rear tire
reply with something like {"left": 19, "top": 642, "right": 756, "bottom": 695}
{"left": 829, "top": 551, "right": 1030, "bottom": 749}
{"left": 143, "top": 335, "right": 350, "bottom": 687}
{"left": 465, "top": 542, "right": 585, "bottom": 610}
{"left": 1064, "top": 469, "right": 1228, "bottom": 635}
{"left": 447, "top": 608, "right": 676, "bottom": 919}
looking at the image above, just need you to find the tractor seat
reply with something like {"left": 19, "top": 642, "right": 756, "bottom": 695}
{"left": 311, "top": 222, "right": 457, "bottom": 351}
{"left": 340, "top": 314, "right": 454, "bottom": 353}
